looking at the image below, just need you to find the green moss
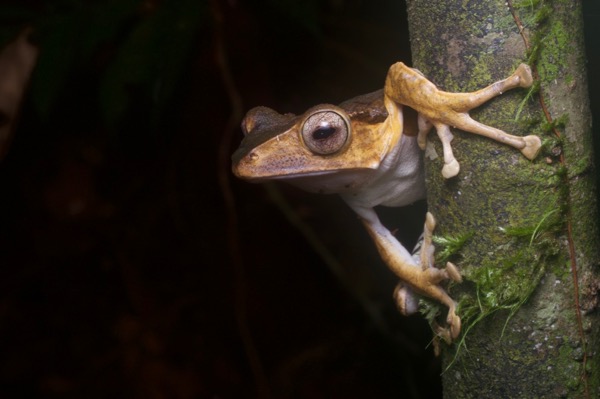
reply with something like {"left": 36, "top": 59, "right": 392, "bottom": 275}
{"left": 467, "top": 57, "right": 494, "bottom": 90}
{"left": 432, "top": 131, "right": 573, "bottom": 354}
{"left": 515, "top": 83, "right": 540, "bottom": 120}
{"left": 569, "top": 155, "right": 593, "bottom": 178}
{"left": 540, "top": 113, "right": 568, "bottom": 133}
{"left": 511, "top": 0, "right": 542, "bottom": 9}
{"left": 520, "top": 1, "right": 571, "bottom": 82}
{"left": 503, "top": 208, "right": 561, "bottom": 243}
{"left": 433, "top": 232, "right": 473, "bottom": 263}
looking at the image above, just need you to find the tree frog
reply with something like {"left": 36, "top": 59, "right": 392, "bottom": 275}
{"left": 232, "top": 62, "right": 540, "bottom": 342}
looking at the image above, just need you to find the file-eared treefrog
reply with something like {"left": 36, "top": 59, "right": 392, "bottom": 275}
{"left": 232, "top": 62, "right": 540, "bottom": 342}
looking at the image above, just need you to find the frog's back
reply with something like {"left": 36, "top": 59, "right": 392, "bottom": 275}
{"left": 339, "top": 90, "right": 388, "bottom": 124}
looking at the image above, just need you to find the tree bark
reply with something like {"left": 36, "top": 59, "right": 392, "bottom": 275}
{"left": 405, "top": 0, "right": 600, "bottom": 397}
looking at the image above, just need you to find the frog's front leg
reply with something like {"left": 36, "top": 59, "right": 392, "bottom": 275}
{"left": 348, "top": 204, "right": 462, "bottom": 340}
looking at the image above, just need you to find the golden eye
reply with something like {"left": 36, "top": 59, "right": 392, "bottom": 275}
{"left": 301, "top": 110, "right": 349, "bottom": 155}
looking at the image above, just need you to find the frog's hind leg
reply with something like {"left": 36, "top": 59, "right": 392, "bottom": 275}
{"left": 446, "top": 63, "right": 534, "bottom": 112}
{"left": 420, "top": 64, "right": 538, "bottom": 177}
{"left": 429, "top": 115, "right": 541, "bottom": 178}
{"left": 345, "top": 204, "right": 463, "bottom": 340}
{"left": 452, "top": 114, "right": 542, "bottom": 160}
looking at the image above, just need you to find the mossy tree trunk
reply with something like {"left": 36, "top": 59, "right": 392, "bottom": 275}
{"left": 405, "top": 0, "right": 600, "bottom": 397}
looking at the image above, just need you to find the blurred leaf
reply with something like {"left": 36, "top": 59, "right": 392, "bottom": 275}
{"left": 99, "top": 0, "right": 207, "bottom": 127}
{"left": 77, "top": 0, "right": 142, "bottom": 61}
{"left": 30, "top": 11, "right": 79, "bottom": 118}
{"left": 30, "top": 0, "right": 140, "bottom": 118}
{"left": 265, "top": 0, "right": 320, "bottom": 35}
{"left": 0, "top": 5, "right": 37, "bottom": 47}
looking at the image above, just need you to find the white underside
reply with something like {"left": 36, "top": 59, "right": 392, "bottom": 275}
{"left": 341, "top": 134, "right": 426, "bottom": 209}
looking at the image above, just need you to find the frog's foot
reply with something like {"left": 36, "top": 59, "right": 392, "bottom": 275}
{"left": 406, "top": 213, "right": 463, "bottom": 339}
{"left": 419, "top": 213, "right": 462, "bottom": 281}
{"left": 348, "top": 205, "right": 463, "bottom": 342}
{"left": 421, "top": 214, "right": 462, "bottom": 339}
{"left": 521, "top": 135, "right": 542, "bottom": 160}
{"left": 394, "top": 282, "right": 419, "bottom": 316}
{"left": 406, "top": 261, "right": 462, "bottom": 341}
{"left": 393, "top": 262, "right": 461, "bottom": 342}
{"left": 433, "top": 302, "right": 462, "bottom": 344}
{"left": 448, "top": 305, "right": 461, "bottom": 339}
{"left": 514, "top": 63, "right": 533, "bottom": 88}
{"left": 440, "top": 274, "right": 462, "bottom": 340}
{"left": 395, "top": 278, "right": 461, "bottom": 343}
{"left": 442, "top": 159, "right": 460, "bottom": 179}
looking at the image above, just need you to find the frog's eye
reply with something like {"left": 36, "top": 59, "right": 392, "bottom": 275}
{"left": 301, "top": 110, "right": 350, "bottom": 155}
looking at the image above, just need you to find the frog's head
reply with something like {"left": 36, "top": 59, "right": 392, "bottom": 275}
{"left": 232, "top": 91, "right": 402, "bottom": 190}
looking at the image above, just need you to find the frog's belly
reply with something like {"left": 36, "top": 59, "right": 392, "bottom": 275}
{"left": 341, "top": 135, "right": 426, "bottom": 208}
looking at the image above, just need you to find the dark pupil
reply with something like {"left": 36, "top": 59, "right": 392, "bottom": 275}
{"left": 312, "top": 125, "right": 336, "bottom": 140}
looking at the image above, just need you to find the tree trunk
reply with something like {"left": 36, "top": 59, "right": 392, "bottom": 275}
{"left": 405, "top": 0, "right": 600, "bottom": 397}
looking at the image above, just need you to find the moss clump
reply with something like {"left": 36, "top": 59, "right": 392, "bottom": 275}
{"left": 433, "top": 232, "right": 472, "bottom": 263}
{"left": 517, "top": 1, "right": 571, "bottom": 83}
{"left": 425, "top": 205, "right": 565, "bottom": 366}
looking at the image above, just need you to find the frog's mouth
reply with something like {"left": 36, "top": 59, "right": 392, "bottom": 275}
{"left": 233, "top": 151, "right": 375, "bottom": 182}
{"left": 236, "top": 170, "right": 370, "bottom": 197}
{"left": 287, "top": 168, "right": 375, "bottom": 194}
{"left": 246, "top": 169, "right": 342, "bottom": 181}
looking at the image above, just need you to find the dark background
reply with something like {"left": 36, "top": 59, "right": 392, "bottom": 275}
{"left": 0, "top": 1, "right": 598, "bottom": 398}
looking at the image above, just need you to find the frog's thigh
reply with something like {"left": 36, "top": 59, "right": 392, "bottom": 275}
{"left": 441, "top": 65, "right": 532, "bottom": 112}
{"left": 443, "top": 76, "right": 519, "bottom": 111}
